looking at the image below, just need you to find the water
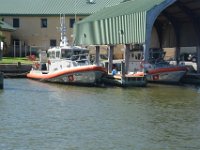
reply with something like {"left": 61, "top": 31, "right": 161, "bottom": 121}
{"left": 0, "top": 79, "right": 200, "bottom": 150}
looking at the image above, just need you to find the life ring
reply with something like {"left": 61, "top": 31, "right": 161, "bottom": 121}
{"left": 68, "top": 75, "right": 74, "bottom": 82}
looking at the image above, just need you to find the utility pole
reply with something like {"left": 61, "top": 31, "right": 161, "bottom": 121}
{"left": 0, "top": 72, "right": 3, "bottom": 89}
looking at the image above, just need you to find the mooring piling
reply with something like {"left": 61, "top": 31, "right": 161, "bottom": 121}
{"left": 0, "top": 72, "right": 4, "bottom": 89}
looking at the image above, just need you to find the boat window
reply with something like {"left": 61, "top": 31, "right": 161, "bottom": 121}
{"left": 65, "top": 62, "right": 71, "bottom": 68}
{"left": 48, "top": 52, "right": 52, "bottom": 58}
{"left": 56, "top": 51, "right": 60, "bottom": 58}
{"left": 76, "top": 60, "right": 89, "bottom": 66}
{"left": 52, "top": 51, "right": 55, "bottom": 59}
{"left": 138, "top": 53, "right": 141, "bottom": 60}
{"left": 80, "top": 55, "right": 87, "bottom": 60}
{"left": 72, "top": 61, "right": 78, "bottom": 66}
{"left": 81, "top": 50, "right": 89, "bottom": 54}
{"left": 134, "top": 54, "right": 138, "bottom": 60}
{"left": 61, "top": 49, "right": 72, "bottom": 59}
{"left": 73, "top": 50, "right": 81, "bottom": 55}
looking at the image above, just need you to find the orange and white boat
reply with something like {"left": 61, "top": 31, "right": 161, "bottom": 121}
{"left": 27, "top": 15, "right": 106, "bottom": 85}
{"left": 27, "top": 48, "right": 107, "bottom": 85}
{"left": 27, "top": 48, "right": 106, "bottom": 85}
{"left": 145, "top": 63, "right": 187, "bottom": 83}
{"left": 144, "top": 48, "right": 187, "bottom": 83}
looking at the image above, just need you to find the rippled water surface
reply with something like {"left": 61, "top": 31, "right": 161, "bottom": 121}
{"left": 0, "top": 79, "right": 200, "bottom": 150}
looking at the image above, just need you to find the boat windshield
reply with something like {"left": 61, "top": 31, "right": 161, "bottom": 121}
{"left": 149, "top": 48, "right": 166, "bottom": 64}
{"left": 149, "top": 48, "right": 165, "bottom": 60}
{"left": 61, "top": 49, "right": 72, "bottom": 59}
{"left": 61, "top": 49, "right": 89, "bottom": 61}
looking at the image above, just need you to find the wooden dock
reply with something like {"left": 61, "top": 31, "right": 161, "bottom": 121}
{"left": 102, "top": 74, "right": 147, "bottom": 87}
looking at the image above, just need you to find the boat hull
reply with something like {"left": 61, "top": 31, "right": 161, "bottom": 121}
{"left": 181, "top": 73, "right": 200, "bottom": 85}
{"left": 146, "top": 67, "right": 187, "bottom": 83}
{"left": 27, "top": 65, "right": 106, "bottom": 85}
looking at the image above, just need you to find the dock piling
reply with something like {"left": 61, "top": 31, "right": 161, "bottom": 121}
{"left": 121, "top": 61, "right": 125, "bottom": 78}
{"left": 0, "top": 72, "right": 3, "bottom": 89}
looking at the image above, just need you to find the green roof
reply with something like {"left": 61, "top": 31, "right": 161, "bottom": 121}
{"left": 80, "top": 0, "right": 166, "bottom": 22}
{"left": 0, "top": 21, "right": 15, "bottom": 31}
{"left": 74, "top": 0, "right": 175, "bottom": 45}
{"left": 0, "top": 0, "right": 122, "bottom": 16}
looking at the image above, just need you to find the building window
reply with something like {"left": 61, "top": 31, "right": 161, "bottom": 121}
{"left": 13, "top": 39, "right": 20, "bottom": 45}
{"left": 70, "top": 18, "right": 75, "bottom": 28}
{"left": 50, "top": 39, "right": 56, "bottom": 47}
{"left": 41, "top": 18, "right": 47, "bottom": 28}
{"left": 13, "top": 18, "right": 20, "bottom": 28}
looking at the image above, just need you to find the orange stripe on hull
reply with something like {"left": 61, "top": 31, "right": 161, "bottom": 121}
{"left": 147, "top": 66, "right": 187, "bottom": 74}
{"left": 27, "top": 65, "right": 106, "bottom": 79}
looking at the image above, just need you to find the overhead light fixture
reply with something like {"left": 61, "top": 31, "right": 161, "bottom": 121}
{"left": 86, "top": 0, "right": 96, "bottom": 4}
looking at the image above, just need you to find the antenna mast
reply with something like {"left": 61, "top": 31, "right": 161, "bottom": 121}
{"left": 60, "top": 14, "right": 68, "bottom": 46}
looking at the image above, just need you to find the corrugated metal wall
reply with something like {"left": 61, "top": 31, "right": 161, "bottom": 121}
{"left": 75, "top": 11, "right": 147, "bottom": 45}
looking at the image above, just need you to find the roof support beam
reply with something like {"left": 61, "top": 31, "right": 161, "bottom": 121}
{"left": 108, "top": 45, "right": 114, "bottom": 73}
{"left": 145, "top": 0, "right": 176, "bottom": 62}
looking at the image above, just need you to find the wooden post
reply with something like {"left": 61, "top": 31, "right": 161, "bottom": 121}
{"left": 0, "top": 72, "right": 3, "bottom": 89}
{"left": 95, "top": 46, "right": 100, "bottom": 66}
{"left": 14, "top": 40, "right": 16, "bottom": 58}
{"left": 121, "top": 61, "right": 125, "bottom": 78}
{"left": 19, "top": 40, "right": 22, "bottom": 57}
{"left": 176, "top": 47, "right": 180, "bottom": 66}
{"left": 197, "top": 46, "right": 200, "bottom": 73}
{"left": 29, "top": 46, "right": 32, "bottom": 56}
{"left": 25, "top": 45, "right": 27, "bottom": 57}
{"left": 108, "top": 45, "right": 114, "bottom": 73}
{"left": 124, "top": 44, "right": 130, "bottom": 74}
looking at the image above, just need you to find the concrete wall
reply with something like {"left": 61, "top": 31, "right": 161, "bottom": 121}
{"left": 0, "top": 30, "right": 12, "bottom": 46}
{"left": 3, "top": 16, "right": 86, "bottom": 50}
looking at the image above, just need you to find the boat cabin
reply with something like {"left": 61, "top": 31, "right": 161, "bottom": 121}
{"left": 149, "top": 48, "right": 165, "bottom": 61}
{"left": 35, "top": 46, "right": 90, "bottom": 73}
{"left": 48, "top": 47, "right": 89, "bottom": 60}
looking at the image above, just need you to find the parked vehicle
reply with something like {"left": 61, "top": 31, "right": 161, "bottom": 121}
{"left": 179, "top": 52, "right": 197, "bottom": 62}
{"left": 188, "top": 53, "right": 197, "bottom": 62}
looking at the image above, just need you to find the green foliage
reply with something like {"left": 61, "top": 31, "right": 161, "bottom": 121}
{"left": 0, "top": 57, "right": 33, "bottom": 64}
